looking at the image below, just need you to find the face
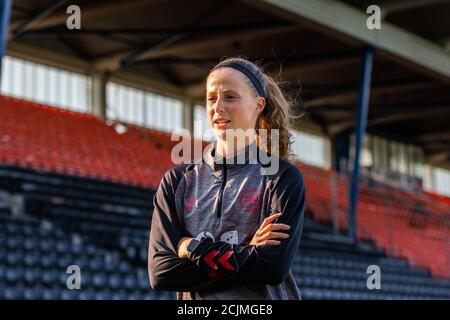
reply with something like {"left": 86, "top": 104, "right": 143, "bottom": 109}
{"left": 206, "top": 67, "right": 265, "bottom": 141}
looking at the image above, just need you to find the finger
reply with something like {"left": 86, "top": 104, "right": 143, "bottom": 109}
{"left": 254, "top": 214, "right": 284, "bottom": 239}
{"left": 270, "top": 223, "right": 291, "bottom": 231}
{"left": 265, "top": 212, "right": 282, "bottom": 222}
{"left": 260, "top": 212, "right": 282, "bottom": 229}
{"left": 260, "top": 223, "right": 290, "bottom": 235}
{"left": 260, "top": 231, "right": 289, "bottom": 241}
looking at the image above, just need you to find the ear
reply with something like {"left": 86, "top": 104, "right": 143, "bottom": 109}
{"left": 255, "top": 97, "right": 266, "bottom": 116}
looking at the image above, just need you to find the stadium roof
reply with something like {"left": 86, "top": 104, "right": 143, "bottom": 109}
{"left": 6, "top": 0, "right": 450, "bottom": 168}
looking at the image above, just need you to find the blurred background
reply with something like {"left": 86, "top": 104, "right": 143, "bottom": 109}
{"left": 0, "top": 0, "right": 449, "bottom": 300}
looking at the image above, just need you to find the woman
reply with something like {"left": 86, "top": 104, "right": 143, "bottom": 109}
{"left": 148, "top": 57, "right": 305, "bottom": 300}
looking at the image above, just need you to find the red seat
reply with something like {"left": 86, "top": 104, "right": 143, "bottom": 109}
{"left": 1, "top": 94, "right": 449, "bottom": 279}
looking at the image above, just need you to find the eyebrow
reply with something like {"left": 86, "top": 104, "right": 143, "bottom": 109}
{"left": 207, "top": 89, "right": 238, "bottom": 95}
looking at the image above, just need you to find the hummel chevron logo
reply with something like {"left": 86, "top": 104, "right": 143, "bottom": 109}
{"left": 204, "top": 250, "right": 219, "bottom": 270}
{"left": 203, "top": 250, "right": 235, "bottom": 271}
{"left": 217, "top": 251, "right": 234, "bottom": 270}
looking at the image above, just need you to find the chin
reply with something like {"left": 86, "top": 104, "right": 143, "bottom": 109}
{"left": 214, "top": 129, "right": 227, "bottom": 140}
{"left": 216, "top": 128, "right": 240, "bottom": 140}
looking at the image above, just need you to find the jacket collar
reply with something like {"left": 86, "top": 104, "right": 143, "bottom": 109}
{"left": 205, "top": 140, "right": 259, "bottom": 172}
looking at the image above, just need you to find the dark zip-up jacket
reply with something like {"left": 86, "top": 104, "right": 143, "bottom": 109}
{"left": 148, "top": 141, "right": 305, "bottom": 299}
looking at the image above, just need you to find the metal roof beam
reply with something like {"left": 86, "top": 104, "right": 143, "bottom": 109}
{"left": 12, "top": 0, "right": 70, "bottom": 39}
{"left": 305, "top": 82, "right": 436, "bottom": 108}
{"left": 10, "top": 0, "right": 156, "bottom": 35}
{"left": 92, "top": 25, "right": 298, "bottom": 71}
{"left": 380, "top": 0, "right": 450, "bottom": 18}
{"left": 245, "top": 0, "right": 450, "bottom": 82}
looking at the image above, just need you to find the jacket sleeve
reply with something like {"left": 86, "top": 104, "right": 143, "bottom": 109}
{"left": 148, "top": 168, "right": 226, "bottom": 292}
{"left": 186, "top": 165, "right": 305, "bottom": 285}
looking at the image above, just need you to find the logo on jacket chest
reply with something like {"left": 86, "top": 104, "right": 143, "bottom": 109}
{"left": 184, "top": 195, "right": 197, "bottom": 213}
{"left": 237, "top": 188, "right": 261, "bottom": 214}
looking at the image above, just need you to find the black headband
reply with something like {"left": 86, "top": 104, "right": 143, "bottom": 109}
{"left": 212, "top": 61, "right": 268, "bottom": 99}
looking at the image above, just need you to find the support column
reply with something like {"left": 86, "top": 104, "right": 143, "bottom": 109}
{"left": 183, "top": 99, "right": 195, "bottom": 135}
{"left": 333, "top": 129, "right": 351, "bottom": 173}
{"left": 348, "top": 47, "right": 374, "bottom": 242}
{"left": 0, "top": 0, "right": 12, "bottom": 88}
{"left": 323, "top": 137, "right": 332, "bottom": 169}
{"left": 90, "top": 71, "right": 107, "bottom": 120}
{"left": 422, "top": 164, "right": 434, "bottom": 192}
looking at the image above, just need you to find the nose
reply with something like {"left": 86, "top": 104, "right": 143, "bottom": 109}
{"left": 213, "top": 96, "right": 225, "bottom": 114}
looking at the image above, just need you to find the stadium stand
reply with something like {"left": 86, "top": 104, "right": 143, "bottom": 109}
{"left": 1, "top": 96, "right": 449, "bottom": 299}
{"left": 0, "top": 95, "right": 174, "bottom": 188}
{"left": 299, "top": 162, "right": 450, "bottom": 279}
{"left": 425, "top": 192, "right": 450, "bottom": 212}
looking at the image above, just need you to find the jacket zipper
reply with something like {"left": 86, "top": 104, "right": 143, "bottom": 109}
{"left": 216, "top": 164, "right": 227, "bottom": 218}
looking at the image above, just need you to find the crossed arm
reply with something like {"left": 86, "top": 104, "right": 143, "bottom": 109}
{"left": 148, "top": 166, "right": 305, "bottom": 292}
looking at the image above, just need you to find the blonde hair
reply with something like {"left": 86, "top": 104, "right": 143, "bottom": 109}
{"left": 207, "top": 56, "right": 301, "bottom": 162}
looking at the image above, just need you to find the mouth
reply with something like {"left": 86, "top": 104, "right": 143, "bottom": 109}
{"left": 213, "top": 119, "right": 231, "bottom": 129}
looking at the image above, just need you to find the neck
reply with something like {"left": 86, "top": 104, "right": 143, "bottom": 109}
{"left": 216, "top": 136, "right": 255, "bottom": 158}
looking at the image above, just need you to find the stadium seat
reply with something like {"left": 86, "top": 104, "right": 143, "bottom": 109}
{"left": 0, "top": 97, "right": 449, "bottom": 299}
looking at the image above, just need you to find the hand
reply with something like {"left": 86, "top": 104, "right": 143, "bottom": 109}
{"left": 177, "top": 237, "right": 193, "bottom": 259}
{"left": 250, "top": 212, "right": 290, "bottom": 247}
